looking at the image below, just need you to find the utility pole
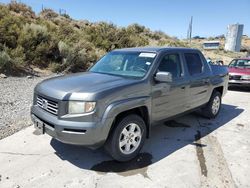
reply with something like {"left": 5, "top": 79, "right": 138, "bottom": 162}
{"left": 59, "top": 8, "right": 66, "bottom": 15}
{"left": 189, "top": 16, "right": 193, "bottom": 44}
{"left": 187, "top": 16, "right": 193, "bottom": 44}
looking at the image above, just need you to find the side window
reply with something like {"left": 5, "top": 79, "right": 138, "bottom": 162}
{"left": 158, "top": 54, "right": 182, "bottom": 78}
{"left": 184, "top": 53, "right": 203, "bottom": 75}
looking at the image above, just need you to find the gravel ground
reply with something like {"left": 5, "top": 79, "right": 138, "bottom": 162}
{"left": 0, "top": 76, "right": 52, "bottom": 140}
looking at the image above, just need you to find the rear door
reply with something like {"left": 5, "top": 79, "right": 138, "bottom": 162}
{"left": 183, "top": 52, "right": 210, "bottom": 110}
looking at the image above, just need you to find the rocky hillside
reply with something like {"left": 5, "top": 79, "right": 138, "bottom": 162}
{"left": 0, "top": 1, "right": 187, "bottom": 75}
{"left": 1, "top": 1, "right": 248, "bottom": 75}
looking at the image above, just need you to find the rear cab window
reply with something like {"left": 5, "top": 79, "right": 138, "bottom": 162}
{"left": 184, "top": 53, "right": 204, "bottom": 76}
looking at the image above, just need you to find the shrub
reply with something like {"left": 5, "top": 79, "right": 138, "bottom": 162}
{"left": 58, "top": 41, "right": 70, "bottom": 58}
{"left": 0, "top": 50, "right": 14, "bottom": 72}
{"left": 158, "top": 39, "right": 187, "bottom": 47}
{"left": 0, "top": 4, "right": 9, "bottom": 18}
{"left": 127, "top": 23, "right": 146, "bottom": 34}
{"left": 84, "top": 22, "right": 150, "bottom": 51}
{"left": 61, "top": 13, "right": 70, "bottom": 19}
{"left": 57, "top": 22, "right": 79, "bottom": 43}
{"left": 39, "top": 8, "right": 59, "bottom": 19}
{"left": 18, "top": 23, "right": 54, "bottom": 67}
{"left": 8, "top": 0, "right": 35, "bottom": 18}
{"left": 0, "top": 10, "right": 24, "bottom": 48}
{"left": 56, "top": 40, "right": 97, "bottom": 73}
{"left": 8, "top": 46, "right": 25, "bottom": 65}
{"left": 84, "top": 22, "right": 118, "bottom": 51}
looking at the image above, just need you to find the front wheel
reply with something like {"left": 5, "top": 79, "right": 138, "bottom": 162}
{"left": 201, "top": 91, "right": 222, "bottom": 119}
{"left": 105, "top": 114, "right": 146, "bottom": 162}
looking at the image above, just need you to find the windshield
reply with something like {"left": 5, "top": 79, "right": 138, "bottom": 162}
{"left": 229, "top": 59, "right": 250, "bottom": 68}
{"left": 90, "top": 51, "right": 157, "bottom": 78}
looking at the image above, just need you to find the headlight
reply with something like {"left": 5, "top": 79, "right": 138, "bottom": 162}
{"left": 68, "top": 101, "right": 96, "bottom": 114}
{"left": 241, "top": 75, "right": 250, "bottom": 80}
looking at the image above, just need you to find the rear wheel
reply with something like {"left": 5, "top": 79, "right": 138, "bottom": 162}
{"left": 201, "top": 91, "right": 222, "bottom": 118}
{"left": 105, "top": 114, "right": 146, "bottom": 162}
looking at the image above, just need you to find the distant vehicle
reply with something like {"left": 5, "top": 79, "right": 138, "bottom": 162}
{"left": 228, "top": 58, "right": 250, "bottom": 87}
{"left": 31, "top": 47, "right": 228, "bottom": 161}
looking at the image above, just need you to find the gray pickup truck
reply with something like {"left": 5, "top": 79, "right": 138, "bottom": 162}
{"left": 31, "top": 47, "right": 228, "bottom": 161}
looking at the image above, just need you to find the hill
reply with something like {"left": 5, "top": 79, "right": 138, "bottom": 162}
{"left": 0, "top": 1, "right": 187, "bottom": 75}
{"left": 0, "top": 1, "right": 248, "bottom": 76}
{"left": 189, "top": 37, "right": 249, "bottom": 64}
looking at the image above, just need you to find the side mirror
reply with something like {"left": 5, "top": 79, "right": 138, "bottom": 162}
{"left": 155, "top": 71, "right": 172, "bottom": 83}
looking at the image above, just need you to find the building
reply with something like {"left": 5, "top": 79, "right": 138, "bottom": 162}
{"left": 203, "top": 41, "right": 220, "bottom": 50}
{"left": 225, "top": 24, "right": 244, "bottom": 52}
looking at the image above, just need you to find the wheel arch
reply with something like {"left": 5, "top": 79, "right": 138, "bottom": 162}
{"left": 110, "top": 106, "right": 150, "bottom": 138}
{"left": 213, "top": 86, "right": 224, "bottom": 96}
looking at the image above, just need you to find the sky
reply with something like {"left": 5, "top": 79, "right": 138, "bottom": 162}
{"left": 1, "top": 0, "right": 250, "bottom": 39}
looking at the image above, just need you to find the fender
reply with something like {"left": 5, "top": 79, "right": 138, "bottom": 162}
{"left": 100, "top": 96, "right": 152, "bottom": 140}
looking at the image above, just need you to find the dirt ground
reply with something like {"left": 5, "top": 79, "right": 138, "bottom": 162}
{"left": 0, "top": 88, "right": 249, "bottom": 188}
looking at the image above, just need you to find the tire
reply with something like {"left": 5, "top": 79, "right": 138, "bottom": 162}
{"left": 201, "top": 91, "right": 222, "bottom": 119}
{"left": 105, "top": 114, "right": 146, "bottom": 162}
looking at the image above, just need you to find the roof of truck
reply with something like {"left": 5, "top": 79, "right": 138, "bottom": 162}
{"left": 113, "top": 47, "right": 199, "bottom": 53}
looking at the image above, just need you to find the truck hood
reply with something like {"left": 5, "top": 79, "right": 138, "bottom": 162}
{"left": 35, "top": 72, "right": 138, "bottom": 100}
{"left": 229, "top": 67, "right": 250, "bottom": 75}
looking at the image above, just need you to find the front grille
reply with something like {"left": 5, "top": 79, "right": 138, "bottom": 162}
{"left": 229, "top": 75, "right": 241, "bottom": 80}
{"left": 37, "top": 96, "right": 58, "bottom": 115}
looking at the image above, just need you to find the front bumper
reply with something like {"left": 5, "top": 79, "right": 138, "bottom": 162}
{"left": 229, "top": 80, "right": 250, "bottom": 87}
{"left": 31, "top": 105, "right": 113, "bottom": 148}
